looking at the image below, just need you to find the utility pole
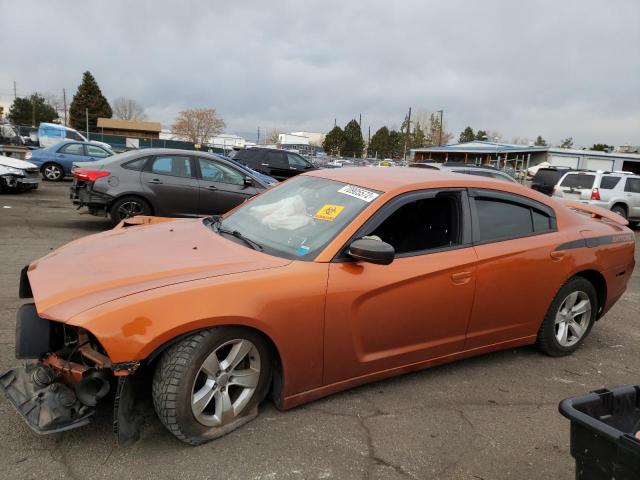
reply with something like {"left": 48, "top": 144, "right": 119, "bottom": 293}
{"left": 62, "top": 88, "right": 68, "bottom": 126}
{"left": 334, "top": 118, "right": 336, "bottom": 128}
{"left": 403, "top": 107, "right": 412, "bottom": 161}
{"left": 85, "top": 108, "right": 89, "bottom": 138}
{"left": 437, "top": 109, "right": 444, "bottom": 146}
{"left": 257, "top": 126, "right": 260, "bottom": 145}
{"left": 14, "top": 81, "right": 17, "bottom": 100}
{"left": 359, "top": 113, "right": 361, "bottom": 127}
{"left": 32, "top": 101, "right": 36, "bottom": 127}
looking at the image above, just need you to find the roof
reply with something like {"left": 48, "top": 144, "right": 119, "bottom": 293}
{"left": 548, "top": 147, "right": 640, "bottom": 160}
{"left": 97, "top": 118, "right": 161, "bottom": 133}
{"left": 411, "top": 140, "right": 548, "bottom": 154}
{"left": 304, "top": 165, "right": 528, "bottom": 195}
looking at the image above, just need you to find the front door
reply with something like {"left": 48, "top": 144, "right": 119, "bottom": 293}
{"left": 265, "top": 151, "right": 292, "bottom": 180}
{"left": 196, "top": 157, "right": 257, "bottom": 215}
{"left": 623, "top": 177, "right": 640, "bottom": 220}
{"left": 141, "top": 154, "right": 199, "bottom": 216}
{"left": 323, "top": 189, "right": 477, "bottom": 384}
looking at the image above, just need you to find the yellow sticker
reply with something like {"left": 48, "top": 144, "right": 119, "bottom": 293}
{"left": 314, "top": 204, "right": 345, "bottom": 221}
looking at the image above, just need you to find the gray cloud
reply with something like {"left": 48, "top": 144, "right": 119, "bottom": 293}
{"left": 1, "top": 0, "right": 638, "bottom": 146}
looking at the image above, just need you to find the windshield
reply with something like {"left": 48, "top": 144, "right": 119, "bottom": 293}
{"left": 217, "top": 176, "right": 381, "bottom": 260}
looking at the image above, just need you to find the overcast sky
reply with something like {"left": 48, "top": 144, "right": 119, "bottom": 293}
{"left": 1, "top": 0, "right": 639, "bottom": 146}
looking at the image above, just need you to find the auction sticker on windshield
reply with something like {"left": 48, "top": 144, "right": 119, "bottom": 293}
{"left": 314, "top": 204, "right": 345, "bottom": 221}
{"left": 338, "top": 185, "right": 379, "bottom": 203}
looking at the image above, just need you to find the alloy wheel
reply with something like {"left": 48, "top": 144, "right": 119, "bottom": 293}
{"left": 191, "top": 339, "right": 261, "bottom": 427}
{"left": 116, "top": 201, "right": 144, "bottom": 220}
{"left": 554, "top": 291, "right": 591, "bottom": 347}
{"left": 43, "top": 165, "right": 62, "bottom": 180}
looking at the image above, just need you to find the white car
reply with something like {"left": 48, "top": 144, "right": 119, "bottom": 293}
{"left": 0, "top": 155, "right": 40, "bottom": 192}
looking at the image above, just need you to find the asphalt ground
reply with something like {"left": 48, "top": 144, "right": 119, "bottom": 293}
{"left": 0, "top": 180, "right": 638, "bottom": 480}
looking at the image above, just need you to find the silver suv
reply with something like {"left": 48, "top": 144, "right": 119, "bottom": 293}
{"left": 552, "top": 171, "right": 640, "bottom": 227}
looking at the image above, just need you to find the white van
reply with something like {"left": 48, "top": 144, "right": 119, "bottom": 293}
{"left": 37, "top": 123, "right": 111, "bottom": 150}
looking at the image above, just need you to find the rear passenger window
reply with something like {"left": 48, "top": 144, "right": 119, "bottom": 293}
{"left": 150, "top": 156, "right": 193, "bottom": 177}
{"left": 267, "top": 151, "right": 287, "bottom": 168}
{"left": 625, "top": 178, "right": 640, "bottom": 193}
{"left": 123, "top": 157, "right": 148, "bottom": 171}
{"left": 600, "top": 176, "right": 621, "bottom": 189}
{"left": 474, "top": 194, "right": 554, "bottom": 243}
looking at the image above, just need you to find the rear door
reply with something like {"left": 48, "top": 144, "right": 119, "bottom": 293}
{"left": 196, "top": 157, "right": 258, "bottom": 215}
{"left": 465, "top": 189, "right": 565, "bottom": 349}
{"left": 56, "top": 143, "right": 90, "bottom": 173}
{"left": 265, "top": 151, "right": 291, "bottom": 180}
{"left": 141, "top": 154, "right": 199, "bottom": 216}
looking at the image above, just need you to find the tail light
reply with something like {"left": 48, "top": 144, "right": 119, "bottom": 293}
{"left": 25, "top": 151, "right": 32, "bottom": 160}
{"left": 591, "top": 188, "right": 600, "bottom": 201}
{"left": 73, "top": 169, "right": 110, "bottom": 182}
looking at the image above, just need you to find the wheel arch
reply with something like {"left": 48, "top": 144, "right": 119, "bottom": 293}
{"left": 611, "top": 202, "right": 629, "bottom": 216}
{"left": 572, "top": 269, "right": 607, "bottom": 319}
{"left": 144, "top": 324, "right": 286, "bottom": 409}
{"left": 110, "top": 193, "right": 155, "bottom": 215}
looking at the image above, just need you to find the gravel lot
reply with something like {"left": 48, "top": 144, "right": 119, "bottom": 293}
{"left": 1, "top": 181, "right": 638, "bottom": 480}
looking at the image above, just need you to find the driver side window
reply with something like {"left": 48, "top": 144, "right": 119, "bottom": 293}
{"left": 365, "top": 192, "right": 463, "bottom": 256}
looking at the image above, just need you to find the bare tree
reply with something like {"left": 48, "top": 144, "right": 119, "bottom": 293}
{"left": 171, "top": 108, "right": 226, "bottom": 144}
{"left": 43, "top": 93, "right": 67, "bottom": 124}
{"left": 265, "top": 128, "right": 281, "bottom": 144}
{"left": 413, "top": 109, "right": 453, "bottom": 146}
{"left": 112, "top": 97, "right": 147, "bottom": 121}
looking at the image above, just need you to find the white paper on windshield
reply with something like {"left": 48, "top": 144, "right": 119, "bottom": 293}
{"left": 338, "top": 185, "right": 379, "bottom": 203}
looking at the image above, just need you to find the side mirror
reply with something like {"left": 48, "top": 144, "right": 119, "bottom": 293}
{"left": 348, "top": 238, "right": 395, "bottom": 265}
{"left": 243, "top": 176, "right": 253, "bottom": 187}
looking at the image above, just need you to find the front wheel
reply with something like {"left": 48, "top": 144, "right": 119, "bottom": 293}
{"left": 536, "top": 277, "right": 597, "bottom": 356}
{"left": 152, "top": 328, "right": 272, "bottom": 445}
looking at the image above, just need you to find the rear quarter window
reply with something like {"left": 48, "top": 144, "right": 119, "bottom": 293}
{"left": 122, "top": 157, "right": 148, "bottom": 171}
{"left": 560, "top": 174, "right": 595, "bottom": 189}
{"left": 599, "top": 176, "right": 621, "bottom": 189}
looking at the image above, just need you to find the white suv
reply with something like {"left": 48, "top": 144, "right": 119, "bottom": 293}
{"left": 552, "top": 171, "right": 640, "bottom": 227}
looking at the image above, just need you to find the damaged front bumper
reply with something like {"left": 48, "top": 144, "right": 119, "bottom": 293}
{"left": 1, "top": 302, "right": 143, "bottom": 444}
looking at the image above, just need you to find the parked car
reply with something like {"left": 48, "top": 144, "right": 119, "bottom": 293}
{"left": 234, "top": 147, "right": 317, "bottom": 180}
{"left": 25, "top": 140, "right": 114, "bottom": 181}
{"left": 527, "top": 161, "right": 551, "bottom": 177}
{"left": 0, "top": 155, "right": 39, "bottom": 192}
{"left": 70, "top": 148, "right": 272, "bottom": 225}
{"left": 530, "top": 166, "right": 572, "bottom": 195}
{"left": 409, "top": 162, "right": 518, "bottom": 183}
{"left": 3, "top": 168, "right": 635, "bottom": 445}
{"left": 0, "top": 123, "right": 25, "bottom": 146}
{"left": 217, "top": 154, "right": 278, "bottom": 185}
{"left": 552, "top": 170, "right": 640, "bottom": 227}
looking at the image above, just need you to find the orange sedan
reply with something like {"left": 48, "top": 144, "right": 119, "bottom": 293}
{"left": 1, "top": 168, "right": 635, "bottom": 445}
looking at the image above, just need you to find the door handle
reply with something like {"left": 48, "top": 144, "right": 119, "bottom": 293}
{"left": 206, "top": 185, "right": 217, "bottom": 190}
{"left": 550, "top": 251, "right": 565, "bottom": 261}
{"left": 451, "top": 271, "right": 472, "bottom": 284}
{"left": 261, "top": 163, "right": 269, "bottom": 166}
{"left": 147, "top": 179, "right": 163, "bottom": 184}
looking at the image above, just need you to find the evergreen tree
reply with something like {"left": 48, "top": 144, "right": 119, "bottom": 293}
{"left": 559, "top": 137, "right": 574, "bottom": 149}
{"left": 369, "top": 126, "right": 390, "bottom": 158}
{"left": 69, "top": 71, "right": 112, "bottom": 132}
{"left": 591, "top": 143, "right": 611, "bottom": 152}
{"left": 459, "top": 126, "right": 475, "bottom": 143}
{"left": 322, "top": 126, "right": 346, "bottom": 155}
{"left": 7, "top": 93, "right": 58, "bottom": 126}
{"left": 413, "top": 121, "right": 426, "bottom": 148}
{"left": 475, "top": 129, "right": 488, "bottom": 141}
{"left": 388, "top": 130, "right": 404, "bottom": 158}
{"left": 534, "top": 135, "right": 547, "bottom": 146}
{"left": 343, "top": 119, "right": 365, "bottom": 158}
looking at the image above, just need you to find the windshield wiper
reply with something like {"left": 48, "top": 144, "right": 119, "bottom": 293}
{"left": 212, "top": 219, "right": 263, "bottom": 251}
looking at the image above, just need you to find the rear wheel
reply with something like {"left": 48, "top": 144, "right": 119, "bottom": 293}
{"left": 611, "top": 204, "right": 627, "bottom": 219}
{"left": 537, "top": 277, "right": 597, "bottom": 356}
{"left": 152, "top": 328, "right": 271, "bottom": 445}
{"left": 109, "top": 196, "right": 151, "bottom": 225}
{"left": 41, "top": 163, "right": 64, "bottom": 181}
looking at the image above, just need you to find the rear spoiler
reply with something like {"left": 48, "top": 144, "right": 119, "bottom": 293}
{"left": 560, "top": 199, "right": 629, "bottom": 226}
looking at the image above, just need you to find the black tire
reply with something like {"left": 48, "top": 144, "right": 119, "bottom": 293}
{"left": 109, "top": 196, "right": 151, "bottom": 225}
{"left": 611, "top": 204, "right": 627, "bottom": 219}
{"left": 41, "top": 163, "right": 64, "bottom": 182}
{"left": 536, "top": 276, "right": 597, "bottom": 356}
{"left": 152, "top": 328, "right": 272, "bottom": 445}
{"left": 628, "top": 221, "right": 638, "bottom": 229}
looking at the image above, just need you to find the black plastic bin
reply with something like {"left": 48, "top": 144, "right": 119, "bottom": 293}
{"left": 559, "top": 385, "right": 640, "bottom": 480}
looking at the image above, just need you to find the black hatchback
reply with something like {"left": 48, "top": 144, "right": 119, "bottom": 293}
{"left": 234, "top": 148, "right": 317, "bottom": 181}
{"left": 531, "top": 167, "right": 572, "bottom": 196}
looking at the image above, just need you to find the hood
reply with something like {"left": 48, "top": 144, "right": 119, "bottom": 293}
{"left": 27, "top": 217, "right": 291, "bottom": 321}
{"left": 0, "top": 155, "right": 37, "bottom": 170}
